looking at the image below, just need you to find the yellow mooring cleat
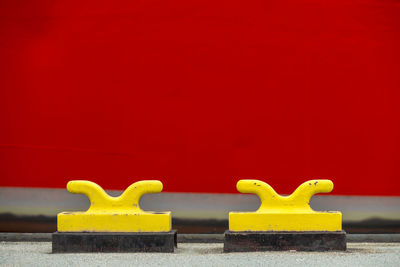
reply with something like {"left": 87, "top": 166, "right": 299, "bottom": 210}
{"left": 57, "top": 180, "right": 171, "bottom": 232}
{"left": 229, "top": 179, "right": 342, "bottom": 232}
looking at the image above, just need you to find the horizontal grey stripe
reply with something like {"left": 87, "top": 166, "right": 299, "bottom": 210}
{"left": 1, "top": 187, "right": 400, "bottom": 221}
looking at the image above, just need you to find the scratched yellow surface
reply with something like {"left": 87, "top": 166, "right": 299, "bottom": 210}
{"left": 57, "top": 180, "right": 171, "bottom": 232}
{"left": 229, "top": 179, "right": 342, "bottom": 232}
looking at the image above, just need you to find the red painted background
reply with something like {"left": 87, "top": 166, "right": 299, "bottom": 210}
{"left": 1, "top": 0, "right": 400, "bottom": 195}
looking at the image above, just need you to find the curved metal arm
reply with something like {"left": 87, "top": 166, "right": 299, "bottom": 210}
{"left": 120, "top": 180, "right": 163, "bottom": 210}
{"left": 236, "top": 179, "right": 334, "bottom": 212}
{"left": 66, "top": 180, "right": 163, "bottom": 213}
{"left": 67, "top": 180, "right": 110, "bottom": 211}
{"left": 236, "top": 179, "right": 280, "bottom": 204}
{"left": 289, "top": 180, "right": 333, "bottom": 206}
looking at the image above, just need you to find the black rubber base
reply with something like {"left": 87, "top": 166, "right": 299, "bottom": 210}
{"left": 224, "top": 230, "right": 346, "bottom": 252}
{"left": 52, "top": 230, "right": 177, "bottom": 253}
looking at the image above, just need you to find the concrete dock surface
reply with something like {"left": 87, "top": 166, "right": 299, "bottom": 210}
{"left": 1, "top": 242, "right": 400, "bottom": 266}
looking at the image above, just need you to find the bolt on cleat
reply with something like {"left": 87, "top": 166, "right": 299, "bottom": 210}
{"left": 52, "top": 180, "right": 177, "bottom": 253}
{"left": 224, "top": 179, "right": 346, "bottom": 252}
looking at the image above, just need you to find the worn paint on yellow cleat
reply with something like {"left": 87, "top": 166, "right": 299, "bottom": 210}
{"left": 57, "top": 180, "right": 171, "bottom": 232}
{"left": 229, "top": 179, "right": 342, "bottom": 232}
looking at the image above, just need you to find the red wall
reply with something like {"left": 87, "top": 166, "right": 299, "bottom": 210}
{"left": 1, "top": 0, "right": 399, "bottom": 196}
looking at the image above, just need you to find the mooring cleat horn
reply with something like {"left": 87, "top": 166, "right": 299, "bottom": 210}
{"left": 229, "top": 179, "right": 342, "bottom": 232}
{"left": 57, "top": 180, "right": 171, "bottom": 232}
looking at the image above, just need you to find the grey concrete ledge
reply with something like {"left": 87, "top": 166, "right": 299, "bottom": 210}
{"left": 1, "top": 233, "right": 400, "bottom": 243}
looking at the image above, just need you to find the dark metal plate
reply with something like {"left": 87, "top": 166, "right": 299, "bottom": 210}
{"left": 224, "top": 230, "right": 346, "bottom": 252}
{"left": 52, "top": 230, "right": 177, "bottom": 253}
